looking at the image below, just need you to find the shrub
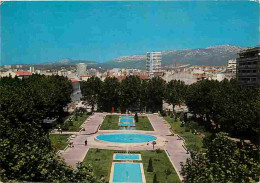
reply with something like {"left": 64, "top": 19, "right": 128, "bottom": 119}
{"left": 153, "top": 173, "right": 158, "bottom": 183}
{"left": 134, "top": 112, "right": 139, "bottom": 122}
{"left": 185, "top": 126, "right": 190, "bottom": 132}
{"left": 147, "top": 158, "right": 154, "bottom": 172}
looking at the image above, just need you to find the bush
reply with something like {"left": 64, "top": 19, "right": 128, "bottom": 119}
{"left": 185, "top": 126, "right": 191, "bottom": 132}
{"left": 147, "top": 158, "right": 154, "bottom": 172}
{"left": 153, "top": 173, "right": 158, "bottom": 183}
{"left": 134, "top": 112, "right": 139, "bottom": 122}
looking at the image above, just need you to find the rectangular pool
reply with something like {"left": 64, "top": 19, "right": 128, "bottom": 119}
{"left": 119, "top": 117, "right": 135, "bottom": 127}
{"left": 114, "top": 153, "right": 141, "bottom": 161}
{"left": 111, "top": 163, "right": 144, "bottom": 183}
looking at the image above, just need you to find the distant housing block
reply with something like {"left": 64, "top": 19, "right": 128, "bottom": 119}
{"left": 146, "top": 52, "right": 162, "bottom": 74}
{"left": 237, "top": 46, "right": 259, "bottom": 86}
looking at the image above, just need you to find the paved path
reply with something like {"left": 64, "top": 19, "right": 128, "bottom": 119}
{"left": 61, "top": 113, "right": 105, "bottom": 168}
{"left": 147, "top": 114, "right": 190, "bottom": 179}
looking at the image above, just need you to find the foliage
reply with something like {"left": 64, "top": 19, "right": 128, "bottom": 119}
{"left": 120, "top": 76, "right": 141, "bottom": 112}
{"left": 81, "top": 76, "right": 102, "bottom": 111}
{"left": 134, "top": 112, "right": 139, "bottom": 122}
{"left": 147, "top": 77, "right": 166, "bottom": 112}
{"left": 153, "top": 173, "right": 158, "bottom": 183}
{"left": 99, "top": 77, "right": 120, "bottom": 112}
{"left": 185, "top": 79, "right": 259, "bottom": 145}
{"left": 181, "top": 133, "right": 260, "bottom": 183}
{"left": 147, "top": 158, "right": 154, "bottom": 172}
{"left": 165, "top": 80, "right": 186, "bottom": 110}
{"left": 0, "top": 75, "right": 95, "bottom": 182}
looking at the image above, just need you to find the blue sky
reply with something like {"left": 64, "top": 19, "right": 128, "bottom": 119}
{"left": 0, "top": 1, "right": 259, "bottom": 65}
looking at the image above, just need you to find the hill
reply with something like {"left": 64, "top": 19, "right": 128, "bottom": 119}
{"left": 104, "top": 45, "right": 247, "bottom": 69}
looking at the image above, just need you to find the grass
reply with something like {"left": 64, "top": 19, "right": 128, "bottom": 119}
{"left": 136, "top": 116, "right": 154, "bottom": 131}
{"left": 99, "top": 115, "right": 119, "bottom": 130}
{"left": 49, "top": 134, "right": 70, "bottom": 153}
{"left": 100, "top": 115, "right": 154, "bottom": 131}
{"left": 61, "top": 112, "right": 89, "bottom": 131}
{"left": 164, "top": 116, "right": 211, "bottom": 152}
{"left": 83, "top": 148, "right": 180, "bottom": 183}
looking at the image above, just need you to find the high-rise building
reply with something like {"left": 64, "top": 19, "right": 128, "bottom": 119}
{"left": 29, "top": 66, "right": 35, "bottom": 73}
{"left": 146, "top": 52, "right": 162, "bottom": 73}
{"left": 77, "top": 63, "right": 87, "bottom": 75}
{"left": 227, "top": 59, "right": 237, "bottom": 74}
{"left": 237, "top": 46, "right": 259, "bottom": 86}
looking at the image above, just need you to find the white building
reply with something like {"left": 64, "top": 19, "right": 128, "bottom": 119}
{"left": 146, "top": 52, "right": 162, "bottom": 73}
{"left": 29, "top": 66, "right": 35, "bottom": 73}
{"left": 227, "top": 59, "right": 237, "bottom": 73}
{"left": 77, "top": 63, "right": 87, "bottom": 75}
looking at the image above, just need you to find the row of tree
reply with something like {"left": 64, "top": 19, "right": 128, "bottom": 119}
{"left": 81, "top": 76, "right": 186, "bottom": 113}
{"left": 185, "top": 79, "right": 259, "bottom": 145}
{"left": 0, "top": 75, "right": 100, "bottom": 182}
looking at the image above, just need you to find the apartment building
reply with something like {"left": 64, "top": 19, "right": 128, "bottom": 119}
{"left": 146, "top": 52, "right": 162, "bottom": 74}
{"left": 237, "top": 46, "right": 259, "bottom": 86}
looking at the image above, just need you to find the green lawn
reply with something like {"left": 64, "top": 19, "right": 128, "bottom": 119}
{"left": 100, "top": 115, "right": 154, "bottom": 131}
{"left": 99, "top": 115, "right": 119, "bottom": 130}
{"left": 164, "top": 116, "right": 210, "bottom": 152}
{"left": 49, "top": 134, "right": 70, "bottom": 153}
{"left": 61, "top": 113, "right": 89, "bottom": 131}
{"left": 136, "top": 116, "right": 154, "bottom": 131}
{"left": 83, "top": 148, "right": 180, "bottom": 183}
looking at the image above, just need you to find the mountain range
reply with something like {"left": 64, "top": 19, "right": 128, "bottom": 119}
{"left": 9, "top": 45, "right": 247, "bottom": 70}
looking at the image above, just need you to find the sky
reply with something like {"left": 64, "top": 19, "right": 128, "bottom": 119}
{"left": 0, "top": 1, "right": 259, "bottom": 65}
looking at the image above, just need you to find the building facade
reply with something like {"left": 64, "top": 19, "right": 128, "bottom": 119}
{"left": 237, "top": 46, "right": 260, "bottom": 86}
{"left": 227, "top": 59, "right": 237, "bottom": 73}
{"left": 77, "top": 63, "right": 87, "bottom": 75}
{"left": 146, "top": 52, "right": 162, "bottom": 73}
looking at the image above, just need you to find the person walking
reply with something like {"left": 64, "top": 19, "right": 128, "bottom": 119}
{"left": 85, "top": 139, "right": 88, "bottom": 146}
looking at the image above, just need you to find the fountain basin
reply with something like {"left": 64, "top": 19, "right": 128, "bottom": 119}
{"left": 96, "top": 133, "right": 157, "bottom": 143}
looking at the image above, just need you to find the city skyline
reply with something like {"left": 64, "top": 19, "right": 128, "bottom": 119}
{"left": 1, "top": 1, "right": 259, "bottom": 66}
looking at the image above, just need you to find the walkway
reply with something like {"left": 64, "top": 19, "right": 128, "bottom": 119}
{"left": 61, "top": 113, "right": 105, "bottom": 168}
{"left": 147, "top": 114, "right": 190, "bottom": 178}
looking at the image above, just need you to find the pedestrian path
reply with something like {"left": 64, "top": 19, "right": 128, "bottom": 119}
{"left": 62, "top": 113, "right": 105, "bottom": 168}
{"left": 147, "top": 114, "right": 190, "bottom": 179}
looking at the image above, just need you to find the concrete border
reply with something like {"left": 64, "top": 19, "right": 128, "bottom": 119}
{"left": 113, "top": 153, "right": 142, "bottom": 161}
{"left": 109, "top": 162, "right": 146, "bottom": 183}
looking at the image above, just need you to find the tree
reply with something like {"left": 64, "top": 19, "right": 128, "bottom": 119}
{"left": 153, "top": 173, "right": 158, "bottom": 183}
{"left": 134, "top": 112, "right": 139, "bottom": 122}
{"left": 119, "top": 76, "right": 141, "bottom": 112}
{"left": 0, "top": 75, "right": 96, "bottom": 182}
{"left": 81, "top": 76, "right": 102, "bottom": 112}
{"left": 147, "top": 77, "right": 166, "bottom": 112}
{"left": 181, "top": 133, "right": 259, "bottom": 183}
{"left": 165, "top": 80, "right": 186, "bottom": 112}
{"left": 99, "top": 77, "right": 120, "bottom": 112}
{"left": 140, "top": 80, "right": 149, "bottom": 112}
{"left": 147, "top": 158, "right": 154, "bottom": 172}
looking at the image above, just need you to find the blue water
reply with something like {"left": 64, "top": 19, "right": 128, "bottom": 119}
{"left": 114, "top": 154, "right": 140, "bottom": 160}
{"left": 119, "top": 117, "right": 135, "bottom": 127}
{"left": 96, "top": 133, "right": 157, "bottom": 143}
{"left": 120, "top": 118, "right": 134, "bottom": 123}
{"left": 112, "top": 163, "right": 143, "bottom": 183}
